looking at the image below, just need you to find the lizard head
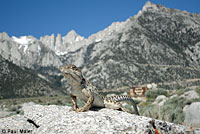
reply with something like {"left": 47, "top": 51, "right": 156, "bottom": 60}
{"left": 60, "top": 64, "right": 83, "bottom": 85}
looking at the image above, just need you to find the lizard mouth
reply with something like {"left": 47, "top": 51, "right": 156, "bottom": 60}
{"left": 61, "top": 71, "right": 71, "bottom": 76}
{"left": 60, "top": 70, "right": 70, "bottom": 77}
{"left": 62, "top": 71, "right": 81, "bottom": 82}
{"left": 60, "top": 70, "right": 68, "bottom": 73}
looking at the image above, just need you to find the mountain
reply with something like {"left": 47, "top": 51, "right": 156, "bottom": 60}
{"left": 1, "top": 2, "right": 200, "bottom": 91}
{"left": 82, "top": 2, "right": 200, "bottom": 89}
{"left": 40, "top": 30, "right": 88, "bottom": 67}
{"left": 0, "top": 55, "right": 61, "bottom": 99}
{"left": 0, "top": 32, "right": 62, "bottom": 72}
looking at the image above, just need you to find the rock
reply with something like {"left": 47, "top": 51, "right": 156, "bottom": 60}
{"left": 147, "top": 84, "right": 153, "bottom": 89}
{"left": 147, "top": 83, "right": 158, "bottom": 89}
{"left": 180, "top": 90, "right": 199, "bottom": 101}
{"left": 55, "top": 33, "right": 62, "bottom": 49}
{"left": 152, "top": 83, "right": 158, "bottom": 89}
{"left": 153, "top": 95, "right": 168, "bottom": 106}
{"left": 0, "top": 111, "right": 11, "bottom": 118}
{"left": 122, "top": 92, "right": 128, "bottom": 96}
{"left": 0, "top": 32, "right": 10, "bottom": 40}
{"left": 40, "top": 34, "right": 55, "bottom": 50}
{"left": 170, "top": 94, "right": 178, "bottom": 99}
{"left": 0, "top": 105, "right": 188, "bottom": 134}
{"left": 183, "top": 102, "right": 200, "bottom": 128}
{"left": 22, "top": 102, "right": 35, "bottom": 109}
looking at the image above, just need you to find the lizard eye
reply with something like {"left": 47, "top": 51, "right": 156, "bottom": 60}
{"left": 71, "top": 66, "right": 76, "bottom": 70}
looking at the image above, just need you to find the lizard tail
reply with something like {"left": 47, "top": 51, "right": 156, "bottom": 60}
{"left": 107, "top": 95, "right": 140, "bottom": 115}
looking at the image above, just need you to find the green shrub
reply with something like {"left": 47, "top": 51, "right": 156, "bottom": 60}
{"left": 134, "top": 99, "right": 142, "bottom": 105}
{"left": 160, "top": 97, "right": 185, "bottom": 124}
{"left": 140, "top": 104, "right": 159, "bottom": 119}
{"left": 140, "top": 96, "right": 187, "bottom": 124}
{"left": 7, "top": 113, "right": 17, "bottom": 117}
{"left": 38, "top": 99, "right": 43, "bottom": 103}
{"left": 56, "top": 100, "right": 63, "bottom": 105}
{"left": 195, "top": 86, "right": 200, "bottom": 95}
{"left": 145, "top": 88, "right": 168, "bottom": 99}
{"left": 174, "top": 88, "right": 192, "bottom": 96}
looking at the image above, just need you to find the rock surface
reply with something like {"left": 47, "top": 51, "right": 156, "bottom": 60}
{"left": 183, "top": 102, "right": 200, "bottom": 128}
{"left": 153, "top": 95, "right": 168, "bottom": 106}
{"left": 180, "top": 90, "right": 199, "bottom": 101}
{"left": 0, "top": 104, "right": 193, "bottom": 134}
{"left": 0, "top": 111, "right": 10, "bottom": 118}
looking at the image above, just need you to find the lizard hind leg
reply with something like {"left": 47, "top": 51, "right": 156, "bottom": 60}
{"left": 118, "top": 107, "right": 132, "bottom": 113}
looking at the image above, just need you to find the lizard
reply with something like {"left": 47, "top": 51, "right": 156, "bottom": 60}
{"left": 60, "top": 64, "right": 139, "bottom": 115}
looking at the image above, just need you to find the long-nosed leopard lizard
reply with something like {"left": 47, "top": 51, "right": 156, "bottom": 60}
{"left": 60, "top": 64, "right": 139, "bottom": 115}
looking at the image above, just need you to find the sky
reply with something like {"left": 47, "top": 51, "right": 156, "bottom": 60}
{"left": 0, "top": 0, "right": 200, "bottom": 39}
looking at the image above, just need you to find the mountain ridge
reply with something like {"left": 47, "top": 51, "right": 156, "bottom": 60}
{"left": 1, "top": 1, "right": 200, "bottom": 91}
{"left": 0, "top": 55, "right": 61, "bottom": 99}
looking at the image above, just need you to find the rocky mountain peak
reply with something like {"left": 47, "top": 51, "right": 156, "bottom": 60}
{"left": 135, "top": 1, "right": 165, "bottom": 18}
{"left": 142, "top": 1, "right": 162, "bottom": 11}
{"left": 66, "top": 29, "right": 78, "bottom": 37}
{"left": 55, "top": 33, "right": 62, "bottom": 48}
{"left": 0, "top": 32, "right": 10, "bottom": 40}
{"left": 63, "top": 30, "right": 85, "bottom": 44}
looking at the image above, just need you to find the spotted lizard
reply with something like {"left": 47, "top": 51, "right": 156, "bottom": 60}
{"left": 60, "top": 64, "right": 139, "bottom": 115}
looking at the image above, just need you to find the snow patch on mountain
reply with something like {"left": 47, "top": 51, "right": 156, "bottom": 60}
{"left": 63, "top": 30, "right": 85, "bottom": 44}
{"left": 12, "top": 36, "right": 33, "bottom": 45}
{"left": 55, "top": 51, "right": 68, "bottom": 56}
{"left": 12, "top": 36, "right": 34, "bottom": 53}
{"left": 95, "top": 39, "right": 102, "bottom": 42}
{"left": 75, "top": 36, "right": 84, "bottom": 42}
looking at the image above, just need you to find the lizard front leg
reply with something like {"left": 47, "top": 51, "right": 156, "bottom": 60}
{"left": 76, "top": 88, "right": 94, "bottom": 112}
{"left": 70, "top": 94, "right": 79, "bottom": 111}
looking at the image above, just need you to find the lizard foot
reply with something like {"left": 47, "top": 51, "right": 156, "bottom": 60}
{"left": 118, "top": 107, "right": 131, "bottom": 113}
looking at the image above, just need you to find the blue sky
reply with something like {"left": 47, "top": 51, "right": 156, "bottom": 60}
{"left": 0, "top": 0, "right": 200, "bottom": 39}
